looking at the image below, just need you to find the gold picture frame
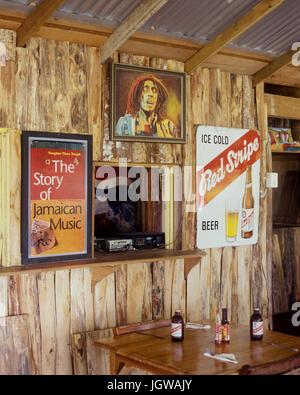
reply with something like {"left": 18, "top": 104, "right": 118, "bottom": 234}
{"left": 111, "top": 63, "right": 186, "bottom": 143}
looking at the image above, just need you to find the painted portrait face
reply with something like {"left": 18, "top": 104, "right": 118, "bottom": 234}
{"left": 140, "top": 80, "right": 158, "bottom": 113}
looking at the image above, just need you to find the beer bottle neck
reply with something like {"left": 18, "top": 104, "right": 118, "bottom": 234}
{"left": 222, "top": 309, "right": 228, "bottom": 322}
{"left": 246, "top": 167, "right": 252, "bottom": 184}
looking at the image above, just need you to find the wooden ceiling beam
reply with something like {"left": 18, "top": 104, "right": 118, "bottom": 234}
{"left": 100, "top": 0, "right": 168, "bottom": 64}
{"left": 184, "top": 0, "right": 286, "bottom": 74}
{"left": 265, "top": 83, "right": 300, "bottom": 99}
{"left": 16, "top": 0, "right": 65, "bottom": 47}
{"left": 252, "top": 49, "right": 294, "bottom": 87}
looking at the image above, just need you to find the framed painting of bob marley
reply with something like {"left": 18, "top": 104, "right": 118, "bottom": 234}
{"left": 111, "top": 63, "right": 186, "bottom": 143}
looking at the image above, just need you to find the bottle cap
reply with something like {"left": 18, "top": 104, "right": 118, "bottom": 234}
{"left": 175, "top": 309, "right": 180, "bottom": 313}
{"left": 254, "top": 308, "right": 260, "bottom": 311}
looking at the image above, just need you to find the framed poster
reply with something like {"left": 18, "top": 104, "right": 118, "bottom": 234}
{"left": 21, "top": 131, "right": 93, "bottom": 265}
{"left": 111, "top": 63, "right": 186, "bottom": 143}
{"left": 196, "top": 126, "right": 261, "bottom": 249}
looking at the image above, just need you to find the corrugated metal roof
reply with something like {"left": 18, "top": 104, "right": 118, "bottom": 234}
{"left": 0, "top": 0, "right": 299, "bottom": 57}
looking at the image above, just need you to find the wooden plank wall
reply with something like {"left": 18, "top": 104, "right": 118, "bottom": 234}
{"left": 0, "top": 315, "right": 33, "bottom": 375}
{"left": 0, "top": 265, "right": 188, "bottom": 374}
{"left": 272, "top": 227, "right": 300, "bottom": 314}
{"left": 0, "top": 35, "right": 269, "bottom": 374}
{"left": 0, "top": 129, "right": 21, "bottom": 267}
{"left": 0, "top": 29, "right": 16, "bottom": 62}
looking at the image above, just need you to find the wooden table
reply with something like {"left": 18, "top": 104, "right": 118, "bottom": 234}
{"left": 94, "top": 323, "right": 300, "bottom": 375}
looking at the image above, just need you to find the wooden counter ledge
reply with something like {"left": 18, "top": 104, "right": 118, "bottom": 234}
{"left": 0, "top": 249, "right": 206, "bottom": 277}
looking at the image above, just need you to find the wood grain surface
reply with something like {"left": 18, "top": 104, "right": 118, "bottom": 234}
{"left": 95, "top": 323, "right": 300, "bottom": 375}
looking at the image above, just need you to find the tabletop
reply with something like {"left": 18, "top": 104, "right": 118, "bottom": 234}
{"left": 94, "top": 323, "right": 300, "bottom": 375}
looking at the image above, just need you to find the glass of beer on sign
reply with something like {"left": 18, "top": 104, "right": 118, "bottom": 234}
{"left": 225, "top": 199, "right": 240, "bottom": 242}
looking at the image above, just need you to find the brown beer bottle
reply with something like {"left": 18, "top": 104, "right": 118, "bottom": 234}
{"left": 250, "top": 308, "right": 263, "bottom": 340}
{"left": 171, "top": 309, "right": 184, "bottom": 342}
{"left": 221, "top": 308, "right": 230, "bottom": 343}
{"left": 241, "top": 166, "right": 254, "bottom": 239}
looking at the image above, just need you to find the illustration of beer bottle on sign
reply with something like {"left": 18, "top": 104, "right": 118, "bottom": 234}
{"left": 225, "top": 165, "right": 254, "bottom": 243}
{"left": 196, "top": 126, "right": 260, "bottom": 249}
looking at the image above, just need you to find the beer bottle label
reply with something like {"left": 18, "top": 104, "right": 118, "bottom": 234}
{"left": 215, "top": 324, "right": 222, "bottom": 343}
{"left": 241, "top": 208, "right": 254, "bottom": 232}
{"left": 252, "top": 321, "right": 263, "bottom": 336}
{"left": 171, "top": 323, "right": 182, "bottom": 338}
{"left": 222, "top": 324, "right": 230, "bottom": 342}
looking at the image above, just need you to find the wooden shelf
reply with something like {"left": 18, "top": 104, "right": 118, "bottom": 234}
{"left": 93, "top": 161, "right": 181, "bottom": 167}
{"left": 272, "top": 150, "right": 300, "bottom": 155}
{"left": 0, "top": 249, "right": 206, "bottom": 277}
{"left": 266, "top": 94, "right": 300, "bottom": 120}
